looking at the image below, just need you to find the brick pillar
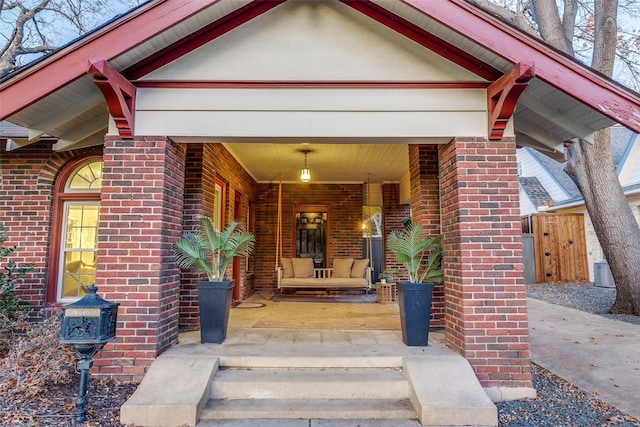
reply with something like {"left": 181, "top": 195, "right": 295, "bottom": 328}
{"left": 409, "top": 144, "right": 440, "bottom": 235}
{"left": 178, "top": 144, "right": 217, "bottom": 330}
{"left": 408, "top": 144, "right": 444, "bottom": 327}
{"left": 94, "top": 137, "right": 186, "bottom": 380}
{"left": 439, "top": 137, "right": 533, "bottom": 394}
{"left": 381, "top": 183, "right": 410, "bottom": 274}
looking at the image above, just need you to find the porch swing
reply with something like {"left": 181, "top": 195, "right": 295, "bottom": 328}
{"left": 274, "top": 175, "right": 373, "bottom": 294}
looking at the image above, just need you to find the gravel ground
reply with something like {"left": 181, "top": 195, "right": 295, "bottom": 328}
{"left": 496, "top": 282, "right": 640, "bottom": 427}
{"left": 526, "top": 282, "right": 640, "bottom": 325}
{"left": 1, "top": 282, "right": 639, "bottom": 426}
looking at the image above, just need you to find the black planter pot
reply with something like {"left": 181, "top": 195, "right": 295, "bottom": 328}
{"left": 398, "top": 281, "right": 435, "bottom": 346}
{"left": 197, "top": 280, "right": 235, "bottom": 344}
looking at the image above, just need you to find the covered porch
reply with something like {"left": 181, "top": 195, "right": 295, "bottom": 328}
{"left": 120, "top": 292, "right": 499, "bottom": 426}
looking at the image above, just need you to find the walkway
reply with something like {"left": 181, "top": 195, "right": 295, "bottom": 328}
{"left": 527, "top": 298, "right": 640, "bottom": 420}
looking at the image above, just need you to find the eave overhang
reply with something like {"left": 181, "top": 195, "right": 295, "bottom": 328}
{"left": 402, "top": 0, "right": 640, "bottom": 134}
{"left": 0, "top": 0, "right": 218, "bottom": 120}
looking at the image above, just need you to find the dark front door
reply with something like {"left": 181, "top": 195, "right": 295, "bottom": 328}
{"left": 296, "top": 212, "right": 326, "bottom": 268}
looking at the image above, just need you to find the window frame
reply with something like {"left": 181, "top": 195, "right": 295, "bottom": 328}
{"left": 47, "top": 156, "right": 102, "bottom": 305}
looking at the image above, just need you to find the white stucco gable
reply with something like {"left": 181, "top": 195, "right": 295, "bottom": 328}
{"left": 143, "top": 1, "right": 483, "bottom": 82}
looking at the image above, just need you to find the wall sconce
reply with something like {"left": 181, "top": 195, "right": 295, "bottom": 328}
{"left": 299, "top": 149, "right": 312, "bottom": 182}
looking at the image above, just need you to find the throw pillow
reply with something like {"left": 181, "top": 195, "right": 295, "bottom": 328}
{"left": 291, "top": 257, "right": 314, "bottom": 278}
{"left": 281, "top": 257, "right": 293, "bottom": 278}
{"left": 332, "top": 258, "right": 354, "bottom": 278}
{"left": 351, "top": 258, "right": 370, "bottom": 278}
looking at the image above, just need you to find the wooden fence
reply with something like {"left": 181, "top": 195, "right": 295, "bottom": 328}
{"left": 522, "top": 213, "right": 589, "bottom": 283}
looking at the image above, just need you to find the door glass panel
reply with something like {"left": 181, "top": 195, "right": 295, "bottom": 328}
{"left": 296, "top": 212, "right": 326, "bottom": 268}
{"left": 59, "top": 203, "right": 99, "bottom": 300}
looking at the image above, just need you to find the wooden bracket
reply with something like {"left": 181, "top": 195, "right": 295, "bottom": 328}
{"left": 87, "top": 58, "right": 136, "bottom": 139}
{"left": 487, "top": 62, "right": 535, "bottom": 139}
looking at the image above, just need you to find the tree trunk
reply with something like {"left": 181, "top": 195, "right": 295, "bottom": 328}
{"left": 564, "top": 131, "right": 640, "bottom": 315}
{"left": 532, "top": 0, "right": 574, "bottom": 55}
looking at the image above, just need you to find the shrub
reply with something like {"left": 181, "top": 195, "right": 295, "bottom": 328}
{"left": 0, "top": 313, "right": 76, "bottom": 396}
{"left": 0, "top": 224, "right": 33, "bottom": 356}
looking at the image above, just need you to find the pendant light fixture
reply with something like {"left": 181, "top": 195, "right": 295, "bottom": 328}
{"left": 299, "top": 149, "right": 312, "bottom": 182}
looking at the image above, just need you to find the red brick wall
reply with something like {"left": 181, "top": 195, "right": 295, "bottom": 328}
{"left": 179, "top": 143, "right": 258, "bottom": 330}
{"left": 0, "top": 141, "right": 103, "bottom": 319}
{"left": 94, "top": 137, "right": 186, "bottom": 379}
{"left": 409, "top": 144, "right": 441, "bottom": 235}
{"left": 439, "top": 137, "right": 532, "bottom": 389}
{"left": 408, "top": 144, "right": 445, "bottom": 327}
{"left": 253, "top": 183, "right": 364, "bottom": 291}
{"left": 381, "top": 183, "right": 409, "bottom": 274}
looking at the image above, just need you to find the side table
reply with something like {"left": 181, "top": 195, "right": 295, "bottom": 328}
{"left": 376, "top": 282, "right": 397, "bottom": 304}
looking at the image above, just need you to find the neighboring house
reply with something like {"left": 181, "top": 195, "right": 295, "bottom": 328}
{"left": 2, "top": 0, "right": 640, "bottom": 401}
{"left": 517, "top": 126, "right": 639, "bottom": 280}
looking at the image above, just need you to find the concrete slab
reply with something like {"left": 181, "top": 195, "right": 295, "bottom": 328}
{"left": 120, "top": 355, "right": 219, "bottom": 427}
{"left": 202, "top": 397, "right": 417, "bottom": 419}
{"left": 528, "top": 298, "right": 640, "bottom": 421}
{"left": 196, "top": 419, "right": 422, "bottom": 426}
{"left": 404, "top": 356, "right": 497, "bottom": 426}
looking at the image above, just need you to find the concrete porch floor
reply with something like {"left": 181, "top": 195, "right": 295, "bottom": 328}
{"left": 121, "top": 292, "right": 499, "bottom": 427}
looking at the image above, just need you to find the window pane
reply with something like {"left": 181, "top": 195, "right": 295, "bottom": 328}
{"left": 59, "top": 202, "right": 99, "bottom": 300}
{"left": 69, "top": 161, "right": 103, "bottom": 190}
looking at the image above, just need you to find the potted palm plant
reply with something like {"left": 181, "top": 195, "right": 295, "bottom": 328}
{"left": 387, "top": 223, "right": 442, "bottom": 346}
{"left": 173, "top": 216, "right": 255, "bottom": 343}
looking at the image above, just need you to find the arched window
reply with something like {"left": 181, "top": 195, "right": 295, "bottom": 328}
{"left": 48, "top": 158, "right": 102, "bottom": 303}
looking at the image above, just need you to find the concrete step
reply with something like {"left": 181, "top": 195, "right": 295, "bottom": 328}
{"left": 210, "top": 367, "right": 410, "bottom": 399}
{"left": 200, "top": 397, "right": 417, "bottom": 420}
{"left": 121, "top": 354, "right": 498, "bottom": 427}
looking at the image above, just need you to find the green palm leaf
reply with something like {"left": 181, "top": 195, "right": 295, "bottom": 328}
{"left": 173, "top": 217, "right": 255, "bottom": 282}
{"left": 387, "top": 224, "right": 442, "bottom": 283}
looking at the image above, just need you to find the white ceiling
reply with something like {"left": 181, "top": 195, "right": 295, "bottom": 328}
{"left": 223, "top": 141, "right": 421, "bottom": 184}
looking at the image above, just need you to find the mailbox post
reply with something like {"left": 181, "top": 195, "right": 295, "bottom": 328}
{"left": 59, "top": 285, "right": 119, "bottom": 425}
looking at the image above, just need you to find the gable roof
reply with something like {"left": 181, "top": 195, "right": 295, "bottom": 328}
{"left": 1, "top": 0, "right": 639, "bottom": 157}
{"left": 518, "top": 177, "right": 553, "bottom": 207}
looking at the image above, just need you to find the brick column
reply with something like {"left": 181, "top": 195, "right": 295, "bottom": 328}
{"left": 409, "top": 144, "right": 440, "bottom": 235}
{"left": 94, "top": 137, "right": 186, "bottom": 380}
{"left": 439, "top": 137, "right": 533, "bottom": 395}
{"left": 408, "top": 144, "right": 444, "bottom": 327}
{"left": 381, "top": 183, "right": 410, "bottom": 273}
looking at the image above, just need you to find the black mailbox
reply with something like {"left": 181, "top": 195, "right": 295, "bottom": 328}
{"left": 59, "top": 284, "right": 119, "bottom": 425}
{"left": 60, "top": 284, "right": 119, "bottom": 345}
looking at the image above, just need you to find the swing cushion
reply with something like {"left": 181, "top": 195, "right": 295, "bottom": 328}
{"left": 332, "top": 258, "right": 354, "bottom": 278}
{"left": 351, "top": 259, "right": 370, "bottom": 278}
{"left": 280, "top": 258, "right": 294, "bottom": 278}
{"left": 292, "top": 257, "right": 315, "bottom": 278}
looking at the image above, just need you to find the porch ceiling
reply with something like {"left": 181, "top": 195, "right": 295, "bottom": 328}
{"left": 221, "top": 140, "right": 421, "bottom": 184}
{"left": 2, "top": 0, "right": 637, "bottom": 168}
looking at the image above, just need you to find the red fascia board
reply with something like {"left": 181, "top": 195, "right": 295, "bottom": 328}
{"left": 125, "top": 1, "right": 285, "bottom": 80}
{"left": 402, "top": 0, "right": 640, "bottom": 133}
{"left": 341, "top": 0, "right": 501, "bottom": 81}
{"left": 0, "top": 0, "right": 222, "bottom": 121}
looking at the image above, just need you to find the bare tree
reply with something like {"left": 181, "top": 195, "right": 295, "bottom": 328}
{"left": 0, "top": 0, "right": 140, "bottom": 77}
{"left": 484, "top": 0, "right": 640, "bottom": 314}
